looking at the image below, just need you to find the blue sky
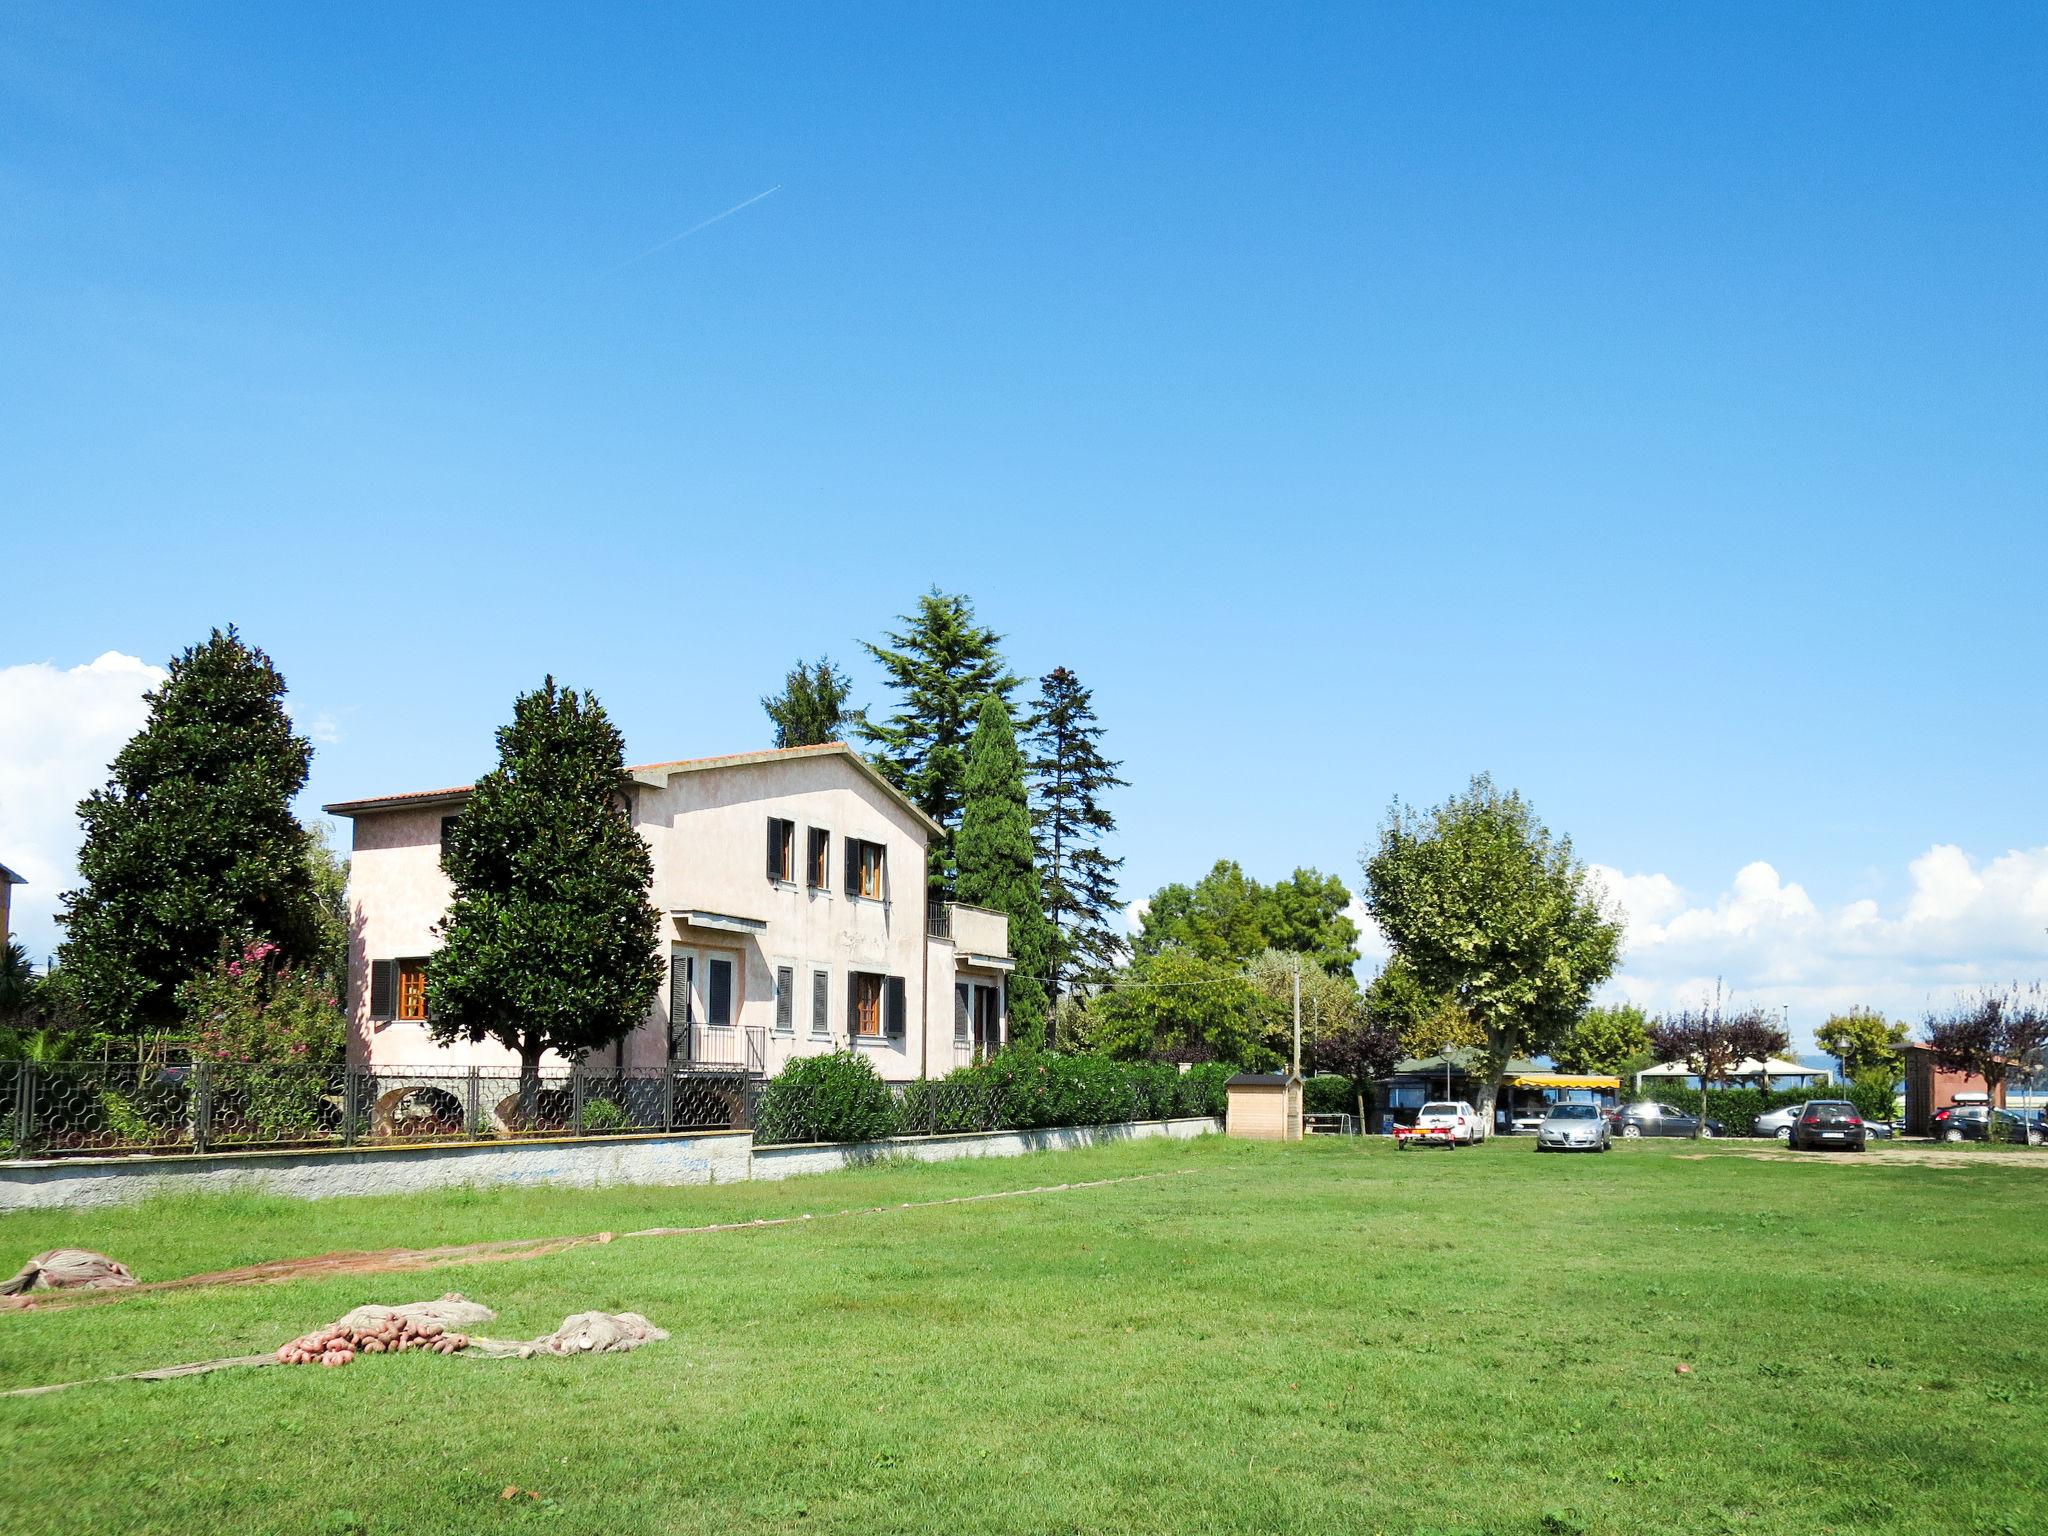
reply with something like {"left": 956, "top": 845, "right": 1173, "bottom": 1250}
{"left": 4, "top": 3, "right": 2044, "bottom": 1045}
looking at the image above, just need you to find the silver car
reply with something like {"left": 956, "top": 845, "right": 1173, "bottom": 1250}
{"left": 1536, "top": 1102, "right": 1611, "bottom": 1152}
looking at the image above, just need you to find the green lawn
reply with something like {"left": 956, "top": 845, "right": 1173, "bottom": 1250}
{"left": 3, "top": 1136, "right": 2045, "bottom": 1536}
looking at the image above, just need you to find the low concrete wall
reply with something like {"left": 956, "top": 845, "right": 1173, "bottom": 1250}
{"left": 0, "top": 1116, "right": 1223, "bottom": 1210}
{"left": 752, "top": 1116, "right": 1221, "bottom": 1180}
{"left": 0, "top": 1130, "right": 753, "bottom": 1212}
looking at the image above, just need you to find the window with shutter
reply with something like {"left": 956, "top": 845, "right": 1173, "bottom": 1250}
{"left": 811, "top": 969, "right": 830, "bottom": 1036}
{"left": 396, "top": 959, "right": 428, "bottom": 1021}
{"left": 852, "top": 973, "right": 883, "bottom": 1037}
{"left": 954, "top": 983, "right": 970, "bottom": 1043}
{"left": 369, "top": 960, "right": 396, "bottom": 1020}
{"left": 707, "top": 957, "right": 734, "bottom": 1026}
{"left": 766, "top": 818, "right": 795, "bottom": 882}
{"left": 860, "top": 841, "right": 885, "bottom": 900}
{"left": 775, "top": 966, "right": 795, "bottom": 1031}
{"left": 884, "top": 976, "right": 906, "bottom": 1039}
{"left": 807, "top": 827, "right": 828, "bottom": 889}
{"left": 844, "top": 836, "right": 860, "bottom": 897}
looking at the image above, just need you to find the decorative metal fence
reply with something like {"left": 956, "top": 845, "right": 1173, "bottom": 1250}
{"left": 0, "top": 1060, "right": 756, "bottom": 1160}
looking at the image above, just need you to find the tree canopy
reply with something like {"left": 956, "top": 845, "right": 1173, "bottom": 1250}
{"left": 1815, "top": 1009, "right": 1909, "bottom": 1084}
{"left": 55, "top": 627, "right": 322, "bottom": 1036}
{"left": 1084, "top": 949, "right": 1271, "bottom": 1068}
{"left": 1362, "top": 774, "right": 1621, "bottom": 1121}
{"left": 1551, "top": 1004, "right": 1650, "bottom": 1076}
{"left": 1243, "top": 948, "right": 1362, "bottom": 1065}
{"left": 762, "top": 657, "right": 862, "bottom": 749}
{"left": 954, "top": 694, "right": 1054, "bottom": 1045}
{"left": 1134, "top": 860, "right": 1360, "bottom": 975}
{"left": 859, "top": 589, "right": 1021, "bottom": 891}
{"left": 428, "top": 679, "right": 661, "bottom": 1086}
{"left": 1027, "top": 665, "right": 1127, "bottom": 993}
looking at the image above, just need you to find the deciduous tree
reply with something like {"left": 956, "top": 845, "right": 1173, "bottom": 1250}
{"left": 1026, "top": 666, "right": 1128, "bottom": 1000}
{"left": 1363, "top": 774, "right": 1621, "bottom": 1126}
{"left": 1085, "top": 949, "right": 1269, "bottom": 1067}
{"left": 859, "top": 590, "right": 1021, "bottom": 891}
{"left": 1134, "top": 861, "right": 1360, "bottom": 975}
{"left": 761, "top": 657, "right": 862, "bottom": 749}
{"left": 1816, "top": 1009, "right": 1909, "bottom": 1084}
{"left": 1552, "top": 1005, "right": 1651, "bottom": 1076}
{"left": 955, "top": 695, "right": 1054, "bottom": 1045}
{"left": 1647, "top": 999, "right": 1790, "bottom": 1139}
{"left": 55, "top": 628, "right": 322, "bottom": 1036}
{"left": 1923, "top": 988, "right": 2048, "bottom": 1139}
{"left": 428, "top": 679, "right": 662, "bottom": 1107}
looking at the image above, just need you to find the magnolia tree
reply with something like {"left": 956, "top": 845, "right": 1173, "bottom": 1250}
{"left": 1923, "top": 988, "right": 2048, "bottom": 1141}
{"left": 1647, "top": 1001, "right": 1790, "bottom": 1139}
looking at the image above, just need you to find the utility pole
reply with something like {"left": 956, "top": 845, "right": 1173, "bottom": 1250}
{"left": 1291, "top": 967, "right": 1302, "bottom": 1079}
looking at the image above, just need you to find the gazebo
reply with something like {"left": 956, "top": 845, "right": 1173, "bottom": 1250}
{"left": 1634, "top": 1056, "right": 1825, "bottom": 1093}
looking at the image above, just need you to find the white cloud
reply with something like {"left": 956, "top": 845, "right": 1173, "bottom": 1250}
{"left": 1590, "top": 847, "right": 2048, "bottom": 1049}
{"left": 0, "top": 651, "right": 166, "bottom": 958}
{"left": 1123, "top": 897, "right": 1150, "bottom": 935}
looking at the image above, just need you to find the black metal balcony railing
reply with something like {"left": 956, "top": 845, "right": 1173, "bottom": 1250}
{"left": 926, "top": 899, "right": 953, "bottom": 939}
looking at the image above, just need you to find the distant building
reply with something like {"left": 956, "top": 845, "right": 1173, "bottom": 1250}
{"left": 1902, "top": 1043, "right": 2006, "bottom": 1136}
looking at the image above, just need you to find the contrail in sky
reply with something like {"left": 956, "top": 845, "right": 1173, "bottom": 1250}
{"left": 603, "top": 184, "right": 783, "bottom": 276}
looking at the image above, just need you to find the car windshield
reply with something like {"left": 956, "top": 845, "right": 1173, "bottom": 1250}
{"left": 1546, "top": 1105, "right": 1598, "bottom": 1120}
{"left": 1420, "top": 1103, "right": 1461, "bottom": 1116}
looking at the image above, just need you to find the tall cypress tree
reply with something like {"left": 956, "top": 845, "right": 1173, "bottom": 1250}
{"left": 955, "top": 694, "right": 1054, "bottom": 1046}
{"left": 761, "top": 657, "right": 862, "bottom": 748}
{"left": 1026, "top": 666, "right": 1128, "bottom": 1005}
{"left": 56, "top": 627, "right": 321, "bottom": 1036}
{"left": 859, "top": 589, "right": 1021, "bottom": 892}
{"left": 429, "top": 679, "right": 662, "bottom": 1105}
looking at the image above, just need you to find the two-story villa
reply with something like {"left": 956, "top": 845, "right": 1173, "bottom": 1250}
{"left": 325, "top": 743, "right": 1012, "bottom": 1083}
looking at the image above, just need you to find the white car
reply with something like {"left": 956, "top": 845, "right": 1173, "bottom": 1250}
{"left": 1415, "top": 1101, "right": 1486, "bottom": 1145}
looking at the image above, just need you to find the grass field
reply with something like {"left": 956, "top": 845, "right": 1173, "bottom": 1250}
{"left": 3, "top": 1135, "right": 2046, "bottom": 1536}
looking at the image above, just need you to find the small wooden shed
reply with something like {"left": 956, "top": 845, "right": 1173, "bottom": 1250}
{"left": 1226, "top": 1073, "right": 1302, "bottom": 1141}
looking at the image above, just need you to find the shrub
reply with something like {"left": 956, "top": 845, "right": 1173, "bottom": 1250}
{"left": 753, "top": 1051, "right": 899, "bottom": 1145}
{"left": 1178, "top": 1062, "right": 1233, "bottom": 1117}
{"left": 1125, "top": 1061, "right": 1183, "bottom": 1120}
{"left": 581, "top": 1097, "right": 628, "bottom": 1134}
{"left": 1303, "top": 1074, "right": 1352, "bottom": 1114}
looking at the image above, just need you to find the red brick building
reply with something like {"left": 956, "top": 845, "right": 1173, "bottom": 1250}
{"left": 1902, "top": 1044, "right": 2005, "bottom": 1136}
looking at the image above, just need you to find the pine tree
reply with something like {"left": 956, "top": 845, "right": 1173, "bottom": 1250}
{"left": 428, "top": 679, "right": 662, "bottom": 1106}
{"left": 859, "top": 589, "right": 1021, "bottom": 891}
{"left": 55, "top": 627, "right": 322, "bottom": 1036}
{"left": 954, "top": 694, "right": 1054, "bottom": 1046}
{"left": 761, "top": 657, "right": 861, "bottom": 748}
{"left": 1026, "top": 666, "right": 1127, "bottom": 1006}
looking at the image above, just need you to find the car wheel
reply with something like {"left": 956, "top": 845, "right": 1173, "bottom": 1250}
{"left": 1701, "top": 1127, "right": 1715, "bottom": 1139}
{"left": 1775, "top": 1126, "right": 1792, "bottom": 1142}
{"left": 1622, "top": 1124, "right": 1641, "bottom": 1139}
{"left": 1944, "top": 1128, "right": 1964, "bottom": 1143}
{"left": 2029, "top": 1130, "right": 2042, "bottom": 1148}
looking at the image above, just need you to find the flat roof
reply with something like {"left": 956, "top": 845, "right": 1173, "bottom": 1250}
{"left": 322, "top": 741, "right": 944, "bottom": 838}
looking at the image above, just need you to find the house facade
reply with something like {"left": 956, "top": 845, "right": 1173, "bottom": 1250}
{"left": 325, "top": 744, "right": 1012, "bottom": 1083}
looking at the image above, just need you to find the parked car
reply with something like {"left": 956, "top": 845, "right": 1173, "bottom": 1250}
{"left": 1930, "top": 1105, "right": 2045, "bottom": 1145}
{"left": 1415, "top": 1101, "right": 1485, "bottom": 1145}
{"left": 1786, "top": 1100, "right": 1867, "bottom": 1151}
{"left": 1754, "top": 1104, "right": 1802, "bottom": 1142}
{"left": 1535, "top": 1102, "right": 1611, "bottom": 1152}
{"left": 1608, "top": 1101, "right": 1723, "bottom": 1139}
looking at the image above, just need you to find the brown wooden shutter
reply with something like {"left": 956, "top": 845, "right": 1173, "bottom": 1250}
{"left": 369, "top": 960, "right": 395, "bottom": 1019}
{"left": 885, "top": 976, "right": 907, "bottom": 1040}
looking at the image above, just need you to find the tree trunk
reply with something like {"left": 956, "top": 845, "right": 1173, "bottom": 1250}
{"left": 518, "top": 1037, "right": 543, "bottom": 1126}
{"left": 1473, "top": 1028, "right": 1509, "bottom": 1136}
{"left": 1697, "top": 1071, "right": 1710, "bottom": 1140}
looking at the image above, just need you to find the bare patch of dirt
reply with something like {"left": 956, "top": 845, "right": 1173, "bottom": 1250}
{"left": 1674, "top": 1144, "right": 2048, "bottom": 1170}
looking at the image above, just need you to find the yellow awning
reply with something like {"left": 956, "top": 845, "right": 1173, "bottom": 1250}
{"left": 1505, "top": 1072, "right": 1619, "bottom": 1090}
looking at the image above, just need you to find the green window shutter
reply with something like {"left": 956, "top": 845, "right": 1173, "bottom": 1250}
{"left": 766, "top": 818, "right": 782, "bottom": 882}
{"left": 775, "top": 966, "right": 795, "bottom": 1029}
{"left": 845, "top": 837, "right": 860, "bottom": 897}
{"left": 846, "top": 972, "right": 860, "bottom": 1041}
{"left": 811, "top": 969, "right": 829, "bottom": 1035}
{"left": 369, "top": 960, "right": 395, "bottom": 1019}
{"left": 954, "top": 984, "right": 970, "bottom": 1043}
{"left": 885, "top": 976, "right": 907, "bottom": 1040}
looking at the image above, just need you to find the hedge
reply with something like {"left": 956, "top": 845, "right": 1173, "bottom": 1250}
{"left": 1647, "top": 1078, "right": 1897, "bottom": 1137}
{"left": 753, "top": 1048, "right": 1233, "bottom": 1145}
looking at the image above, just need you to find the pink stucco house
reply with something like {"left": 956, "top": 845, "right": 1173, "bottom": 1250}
{"left": 324, "top": 743, "right": 1012, "bottom": 1084}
